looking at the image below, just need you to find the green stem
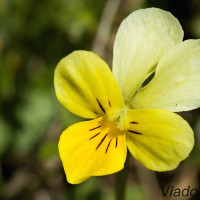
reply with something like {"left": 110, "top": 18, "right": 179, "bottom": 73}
{"left": 115, "top": 153, "right": 129, "bottom": 200}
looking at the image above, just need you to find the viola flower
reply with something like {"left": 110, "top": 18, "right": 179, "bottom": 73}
{"left": 54, "top": 8, "right": 200, "bottom": 184}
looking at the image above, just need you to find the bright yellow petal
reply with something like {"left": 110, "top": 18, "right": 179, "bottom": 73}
{"left": 113, "top": 8, "right": 183, "bottom": 102}
{"left": 124, "top": 109, "right": 194, "bottom": 171}
{"left": 54, "top": 51, "right": 124, "bottom": 118}
{"left": 58, "top": 117, "right": 127, "bottom": 184}
{"left": 132, "top": 40, "right": 200, "bottom": 112}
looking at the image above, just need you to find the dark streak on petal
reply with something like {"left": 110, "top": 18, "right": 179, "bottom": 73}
{"left": 128, "top": 130, "right": 142, "bottom": 135}
{"left": 130, "top": 121, "right": 139, "bottom": 124}
{"left": 96, "top": 98, "right": 105, "bottom": 113}
{"left": 132, "top": 93, "right": 137, "bottom": 100}
{"left": 108, "top": 100, "right": 111, "bottom": 107}
{"left": 115, "top": 137, "right": 118, "bottom": 148}
{"left": 105, "top": 139, "right": 112, "bottom": 153}
{"left": 96, "top": 134, "right": 108, "bottom": 150}
{"left": 89, "top": 132, "right": 100, "bottom": 140}
{"left": 89, "top": 125, "right": 101, "bottom": 131}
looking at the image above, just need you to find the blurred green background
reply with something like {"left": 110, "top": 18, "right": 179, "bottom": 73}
{"left": 1, "top": 0, "right": 200, "bottom": 200}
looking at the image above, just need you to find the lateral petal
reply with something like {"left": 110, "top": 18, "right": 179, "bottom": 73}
{"left": 54, "top": 51, "right": 124, "bottom": 118}
{"left": 58, "top": 117, "right": 127, "bottom": 184}
{"left": 124, "top": 109, "right": 194, "bottom": 171}
{"left": 113, "top": 8, "right": 183, "bottom": 102}
{"left": 132, "top": 40, "right": 200, "bottom": 112}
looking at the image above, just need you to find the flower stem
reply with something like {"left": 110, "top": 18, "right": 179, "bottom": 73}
{"left": 115, "top": 153, "right": 129, "bottom": 200}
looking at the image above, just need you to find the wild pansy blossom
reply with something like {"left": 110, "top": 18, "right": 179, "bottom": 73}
{"left": 54, "top": 8, "right": 200, "bottom": 184}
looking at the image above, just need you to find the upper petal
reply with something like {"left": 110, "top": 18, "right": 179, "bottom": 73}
{"left": 113, "top": 8, "right": 183, "bottom": 102}
{"left": 54, "top": 51, "right": 124, "bottom": 118}
{"left": 132, "top": 40, "right": 200, "bottom": 112}
{"left": 124, "top": 109, "right": 194, "bottom": 171}
{"left": 58, "top": 117, "right": 127, "bottom": 184}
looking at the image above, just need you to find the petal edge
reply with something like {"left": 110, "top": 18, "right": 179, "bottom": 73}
{"left": 113, "top": 8, "right": 183, "bottom": 102}
{"left": 54, "top": 51, "right": 124, "bottom": 119}
{"left": 124, "top": 109, "right": 194, "bottom": 171}
{"left": 132, "top": 40, "right": 200, "bottom": 112}
{"left": 59, "top": 117, "right": 127, "bottom": 184}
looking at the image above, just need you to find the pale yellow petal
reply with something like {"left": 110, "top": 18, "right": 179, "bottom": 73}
{"left": 113, "top": 8, "right": 183, "bottom": 102}
{"left": 54, "top": 51, "right": 124, "bottom": 118}
{"left": 132, "top": 40, "right": 200, "bottom": 112}
{"left": 58, "top": 117, "right": 127, "bottom": 184}
{"left": 124, "top": 109, "right": 194, "bottom": 171}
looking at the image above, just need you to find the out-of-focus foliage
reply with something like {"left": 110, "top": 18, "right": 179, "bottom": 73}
{"left": 0, "top": 0, "right": 104, "bottom": 199}
{"left": 0, "top": 0, "right": 200, "bottom": 199}
{"left": 0, "top": 0, "right": 104, "bottom": 155}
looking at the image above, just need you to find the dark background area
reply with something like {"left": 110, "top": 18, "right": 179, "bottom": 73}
{"left": 1, "top": 0, "right": 200, "bottom": 199}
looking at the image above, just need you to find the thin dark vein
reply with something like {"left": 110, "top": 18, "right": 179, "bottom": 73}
{"left": 105, "top": 139, "right": 112, "bottom": 153}
{"left": 96, "top": 98, "right": 105, "bottom": 113}
{"left": 108, "top": 100, "right": 111, "bottom": 107}
{"left": 128, "top": 130, "right": 142, "bottom": 135}
{"left": 89, "top": 125, "right": 101, "bottom": 131}
{"left": 132, "top": 92, "right": 137, "bottom": 100}
{"left": 89, "top": 132, "right": 100, "bottom": 140}
{"left": 115, "top": 137, "right": 118, "bottom": 148}
{"left": 96, "top": 134, "right": 108, "bottom": 150}
{"left": 94, "top": 111, "right": 99, "bottom": 114}
{"left": 130, "top": 121, "right": 139, "bottom": 124}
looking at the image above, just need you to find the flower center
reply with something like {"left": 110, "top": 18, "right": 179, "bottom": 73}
{"left": 101, "top": 108, "right": 129, "bottom": 137}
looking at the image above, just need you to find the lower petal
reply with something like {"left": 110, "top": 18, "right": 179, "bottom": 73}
{"left": 123, "top": 109, "right": 194, "bottom": 171}
{"left": 58, "top": 117, "right": 127, "bottom": 184}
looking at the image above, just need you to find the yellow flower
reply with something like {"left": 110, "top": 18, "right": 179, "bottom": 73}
{"left": 54, "top": 8, "right": 199, "bottom": 184}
